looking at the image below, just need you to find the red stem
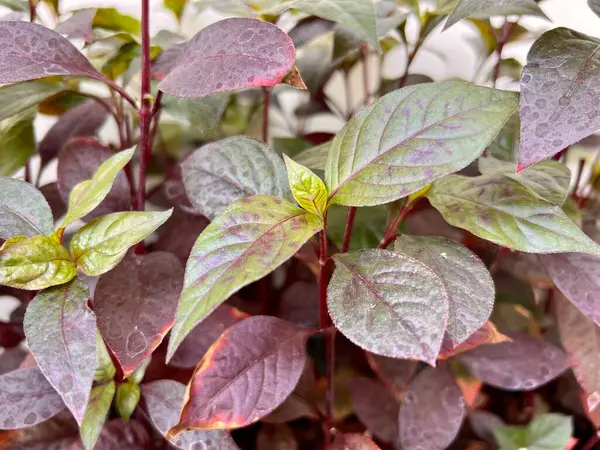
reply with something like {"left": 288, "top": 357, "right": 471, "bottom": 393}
{"left": 379, "top": 201, "right": 413, "bottom": 249}
{"left": 492, "top": 21, "right": 517, "bottom": 88}
{"left": 341, "top": 207, "right": 356, "bottom": 253}
{"left": 28, "top": 0, "right": 36, "bottom": 22}
{"left": 262, "top": 87, "right": 271, "bottom": 144}
{"left": 24, "top": 161, "right": 31, "bottom": 184}
{"left": 361, "top": 45, "right": 369, "bottom": 105}
{"left": 582, "top": 432, "right": 600, "bottom": 450}
{"left": 398, "top": 39, "right": 423, "bottom": 89}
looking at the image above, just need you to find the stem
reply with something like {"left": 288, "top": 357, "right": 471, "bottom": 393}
{"left": 492, "top": 20, "right": 517, "bottom": 88}
{"left": 24, "top": 161, "right": 31, "bottom": 184}
{"left": 398, "top": 38, "right": 423, "bottom": 89}
{"left": 262, "top": 87, "right": 271, "bottom": 144}
{"left": 582, "top": 432, "right": 600, "bottom": 450}
{"left": 100, "top": 77, "right": 138, "bottom": 110}
{"left": 379, "top": 201, "right": 413, "bottom": 249}
{"left": 341, "top": 207, "right": 356, "bottom": 254}
{"left": 361, "top": 44, "right": 369, "bottom": 106}
{"left": 344, "top": 71, "right": 352, "bottom": 119}
{"left": 28, "top": 0, "right": 36, "bottom": 22}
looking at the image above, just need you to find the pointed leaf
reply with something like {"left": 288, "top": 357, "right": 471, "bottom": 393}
{"left": 493, "top": 413, "right": 573, "bottom": 450}
{"left": 168, "top": 195, "right": 322, "bottom": 360}
{"left": 70, "top": 210, "right": 173, "bottom": 276}
{"left": 459, "top": 332, "right": 569, "bottom": 390}
{"left": 80, "top": 381, "right": 115, "bottom": 450}
{"left": 444, "top": 0, "right": 547, "bottom": 31}
{"left": 328, "top": 249, "right": 448, "bottom": 365}
{"left": 158, "top": 18, "right": 295, "bottom": 98}
{"left": 365, "top": 353, "right": 418, "bottom": 394}
{"left": 0, "top": 177, "right": 53, "bottom": 239}
{"left": 0, "top": 80, "right": 63, "bottom": 122}
{"left": 54, "top": 8, "right": 97, "bottom": 43}
{"left": 519, "top": 28, "right": 600, "bottom": 170}
{"left": 349, "top": 378, "right": 399, "bottom": 443}
{"left": 142, "top": 379, "right": 238, "bottom": 450}
{"left": 294, "top": 142, "right": 329, "bottom": 171}
{"left": 325, "top": 81, "right": 518, "bottom": 206}
{"left": 94, "top": 252, "right": 183, "bottom": 377}
{"left": 329, "top": 433, "right": 381, "bottom": 449}
{"left": 427, "top": 174, "right": 600, "bottom": 256}
{"left": 92, "top": 8, "right": 141, "bottom": 35}
{"left": 182, "top": 136, "right": 291, "bottom": 220}
{"left": 0, "top": 367, "right": 65, "bottom": 429}
{"left": 115, "top": 381, "right": 140, "bottom": 423}
{"left": 399, "top": 365, "right": 465, "bottom": 450}
{"left": 0, "top": 108, "right": 35, "bottom": 177}
{"left": 164, "top": 0, "right": 188, "bottom": 21}
{"left": 94, "top": 329, "right": 116, "bottom": 383}
{"left": 283, "top": 155, "right": 327, "bottom": 218}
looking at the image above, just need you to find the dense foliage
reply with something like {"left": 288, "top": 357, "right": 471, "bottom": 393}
{"left": 0, "top": 0, "right": 599, "bottom": 449}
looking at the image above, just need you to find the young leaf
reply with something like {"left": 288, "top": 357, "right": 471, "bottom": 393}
{"left": 283, "top": 155, "right": 327, "bottom": 218}
{"left": 142, "top": 379, "right": 238, "bottom": 450}
{"left": 493, "top": 413, "right": 573, "bottom": 450}
{"left": 115, "top": 381, "right": 140, "bottom": 423}
{"left": 94, "top": 329, "right": 116, "bottom": 383}
{"left": 0, "top": 109, "right": 35, "bottom": 177}
{"left": 444, "top": 0, "right": 547, "bottom": 31}
{"left": 0, "top": 367, "right": 65, "bottom": 429}
{"left": 327, "top": 249, "right": 448, "bottom": 365}
{"left": 167, "top": 195, "right": 322, "bottom": 360}
{"left": 393, "top": 235, "right": 494, "bottom": 345}
{"left": 365, "top": 353, "right": 418, "bottom": 394}
{"left": 399, "top": 365, "right": 465, "bottom": 450}
{"left": 168, "top": 316, "right": 310, "bottom": 435}
{"left": 23, "top": 278, "right": 96, "bottom": 424}
{"left": 82, "top": 418, "right": 151, "bottom": 449}
{"left": 0, "top": 235, "right": 77, "bottom": 290}
{"left": 0, "top": 177, "right": 53, "bottom": 239}
{"left": 329, "top": 433, "right": 381, "bottom": 450}
{"left": 164, "top": 0, "right": 188, "bottom": 21}
{"left": 158, "top": 18, "right": 296, "bottom": 98}
{"left": 459, "top": 332, "right": 569, "bottom": 390}
{"left": 61, "top": 148, "right": 134, "bottom": 228}
{"left": 427, "top": 174, "right": 600, "bottom": 257}
{"left": 325, "top": 81, "right": 518, "bottom": 207}
{"left": 80, "top": 381, "right": 115, "bottom": 450}
{"left": 70, "top": 210, "right": 172, "bottom": 276}
{"left": 0, "top": 80, "right": 63, "bottom": 122}
{"left": 54, "top": 8, "right": 97, "bottom": 43}
{"left": 519, "top": 28, "right": 600, "bottom": 170}
{"left": 94, "top": 252, "right": 183, "bottom": 377}
{"left": 349, "top": 378, "right": 399, "bottom": 443}
{"left": 182, "top": 136, "right": 291, "bottom": 220}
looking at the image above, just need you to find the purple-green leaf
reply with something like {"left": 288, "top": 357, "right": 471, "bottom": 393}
{"left": 23, "top": 278, "right": 96, "bottom": 424}
{"left": 349, "top": 377, "right": 399, "bottom": 443}
{"left": 444, "top": 0, "right": 547, "bottom": 31}
{"left": 54, "top": 8, "right": 97, "bottom": 43}
{"left": 80, "top": 381, "right": 115, "bottom": 450}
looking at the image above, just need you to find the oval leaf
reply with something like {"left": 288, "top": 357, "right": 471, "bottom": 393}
{"left": 169, "top": 316, "right": 309, "bottom": 435}
{"left": 0, "top": 109, "right": 35, "bottom": 177}
{"left": 80, "top": 381, "right": 115, "bottom": 450}
{"left": 365, "top": 353, "right": 418, "bottom": 394}
{"left": 168, "top": 195, "right": 322, "bottom": 360}
{"left": 325, "top": 81, "right": 518, "bottom": 206}
{"left": 327, "top": 249, "right": 448, "bottom": 365}
{"left": 158, "top": 18, "right": 295, "bottom": 98}
{"left": 349, "top": 378, "right": 399, "bottom": 443}
{"left": 0, "top": 177, "right": 53, "bottom": 239}
{"left": 283, "top": 155, "right": 327, "bottom": 218}
{"left": 54, "top": 8, "right": 97, "bottom": 43}
{"left": 494, "top": 413, "right": 573, "bottom": 450}
{"left": 444, "top": 0, "right": 547, "bottom": 31}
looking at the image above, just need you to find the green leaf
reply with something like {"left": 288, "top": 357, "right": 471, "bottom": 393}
{"left": 61, "top": 148, "right": 134, "bottom": 228}
{"left": 164, "top": 0, "right": 188, "bottom": 20}
{"left": 80, "top": 381, "right": 116, "bottom": 450}
{"left": 93, "top": 8, "right": 141, "bottom": 35}
{"left": 493, "top": 414, "right": 572, "bottom": 450}
{"left": 325, "top": 81, "right": 518, "bottom": 207}
{"left": 444, "top": 0, "right": 547, "bottom": 31}
{"left": 294, "top": 142, "right": 330, "bottom": 172}
{"left": 328, "top": 249, "right": 448, "bottom": 365}
{"left": 427, "top": 174, "right": 600, "bottom": 256}
{"left": 0, "top": 0, "right": 28, "bottom": 11}
{"left": 168, "top": 195, "right": 322, "bottom": 360}
{"left": 128, "top": 356, "right": 151, "bottom": 385}
{"left": 0, "top": 235, "right": 76, "bottom": 290}
{"left": 94, "top": 329, "right": 116, "bottom": 383}
{"left": 115, "top": 381, "right": 140, "bottom": 423}
{"left": 283, "top": 155, "right": 328, "bottom": 218}
{"left": 0, "top": 109, "right": 35, "bottom": 177}
{"left": 70, "top": 210, "right": 173, "bottom": 276}
{"left": 0, "top": 81, "right": 63, "bottom": 122}
{"left": 0, "top": 177, "right": 54, "bottom": 239}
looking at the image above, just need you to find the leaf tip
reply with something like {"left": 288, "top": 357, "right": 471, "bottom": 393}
{"left": 166, "top": 423, "right": 186, "bottom": 440}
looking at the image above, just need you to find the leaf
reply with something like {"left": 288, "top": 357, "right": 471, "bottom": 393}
{"left": 58, "top": 138, "right": 131, "bottom": 221}
{"left": 152, "top": 208, "right": 209, "bottom": 264}
{"left": 94, "top": 330, "right": 116, "bottom": 383}
{"left": 115, "top": 382, "right": 140, "bottom": 423}
{"left": 182, "top": 136, "right": 291, "bottom": 220}
{"left": 469, "top": 410, "right": 506, "bottom": 444}
{"left": 291, "top": 142, "right": 330, "bottom": 171}
{"left": 519, "top": 28, "right": 600, "bottom": 170}
{"left": 591, "top": 0, "right": 600, "bottom": 18}
{"left": 40, "top": 182, "right": 67, "bottom": 222}
{"left": 444, "top": 0, "right": 547, "bottom": 31}
{"left": 164, "top": 0, "right": 188, "bottom": 21}
{"left": 288, "top": 17, "right": 334, "bottom": 48}
{"left": 0, "top": 367, "right": 65, "bottom": 429}
{"left": 158, "top": 18, "right": 296, "bottom": 98}
{"left": 438, "top": 321, "right": 511, "bottom": 360}
{"left": 93, "top": 8, "right": 141, "bottom": 35}
{"left": 0, "top": 80, "right": 63, "bottom": 122}
{"left": 94, "top": 252, "right": 183, "bottom": 377}
{"left": 54, "top": 8, "right": 97, "bottom": 43}
{"left": 459, "top": 332, "right": 569, "bottom": 390}
{"left": 80, "top": 381, "right": 115, "bottom": 450}
{"left": 393, "top": 235, "right": 494, "bottom": 345}
{"left": 0, "top": 109, "right": 34, "bottom": 177}
{"left": 168, "top": 316, "right": 309, "bottom": 435}
{"left": 327, "top": 249, "right": 448, "bottom": 365}
{"left": 365, "top": 353, "right": 418, "bottom": 394}
{"left": 0, "top": 235, "right": 77, "bottom": 290}
{"left": 349, "top": 378, "right": 399, "bottom": 443}
{"left": 283, "top": 155, "right": 327, "bottom": 218}
{"left": 0, "top": 0, "right": 28, "bottom": 12}
{"left": 0, "top": 177, "right": 53, "bottom": 239}
{"left": 427, "top": 174, "right": 600, "bottom": 256}
{"left": 61, "top": 148, "right": 134, "bottom": 228}
{"left": 493, "top": 414, "right": 573, "bottom": 450}
{"left": 142, "top": 379, "right": 238, "bottom": 450}
{"left": 70, "top": 210, "right": 172, "bottom": 277}
{"left": 399, "top": 365, "right": 465, "bottom": 450}
{"left": 168, "top": 195, "right": 321, "bottom": 360}
{"left": 329, "top": 433, "right": 381, "bottom": 449}
{"left": 0, "top": 21, "right": 103, "bottom": 83}
{"left": 325, "top": 81, "right": 518, "bottom": 207}
{"left": 23, "top": 278, "right": 96, "bottom": 424}
{"left": 0, "top": 347, "right": 26, "bottom": 375}
{"left": 78, "top": 418, "right": 151, "bottom": 450}
{"left": 257, "top": 424, "right": 297, "bottom": 450}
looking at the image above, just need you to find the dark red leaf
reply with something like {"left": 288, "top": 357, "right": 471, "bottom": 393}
{"left": 349, "top": 377, "right": 399, "bottom": 443}
{"left": 257, "top": 424, "right": 297, "bottom": 450}
{"left": 277, "top": 281, "right": 319, "bottom": 328}
{"left": 94, "top": 252, "right": 183, "bottom": 377}
{"left": 0, "top": 321, "right": 24, "bottom": 348}
{"left": 365, "top": 353, "right": 418, "bottom": 395}
{"left": 0, "top": 347, "right": 26, "bottom": 375}
{"left": 161, "top": 161, "right": 202, "bottom": 214}
{"left": 39, "top": 183, "right": 67, "bottom": 221}
{"left": 438, "top": 321, "right": 511, "bottom": 360}
{"left": 158, "top": 18, "right": 296, "bottom": 98}
{"left": 328, "top": 433, "right": 381, "bottom": 449}
{"left": 152, "top": 208, "right": 209, "bottom": 264}
{"left": 54, "top": 8, "right": 97, "bottom": 43}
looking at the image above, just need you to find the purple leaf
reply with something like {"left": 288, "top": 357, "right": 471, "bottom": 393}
{"left": 94, "top": 252, "right": 183, "bottom": 377}
{"left": 277, "top": 280, "right": 319, "bottom": 328}
{"left": 39, "top": 183, "right": 67, "bottom": 221}
{"left": 459, "top": 332, "right": 569, "bottom": 391}
{"left": 0, "top": 368, "right": 65, "bottom": 429}
{"left": 365, "top": 353, "right": 418, "bottom": 395}
{"left": 23, "top": 278, "right": 96, "bottom": 425}
{"left": 399, "top": 365, "right": 465, "bottom": 450}
{"left": 349, "top": 377, "right": 399, "bottom": 443}
{"left": 151, "top": 43, "right": 184, "bottom": 80}
{"left": 0, "top": 347, "right": 26, "bottom": 375}
{"left": 142, "top": 379, "right": 239, "bottom": 450}
{"left": 1, "top": 410, "right": 78, "bottom": 449}
{"left": 257, "top": 424, "right": 297, "bottom": 450}
{"left": 54, "top": 8, "right": 97, "bottom": 43}
{"left": 158, "top": 18, "right": 296, "bottom": 98}
{"left": 468, "top": 410, "right": 505, "bottom": 444}
{"left": 152, "top": 208, "right": 209, "bottom": 264}
{"left": 329, "top": 433, "right": 381, "bottom": 449}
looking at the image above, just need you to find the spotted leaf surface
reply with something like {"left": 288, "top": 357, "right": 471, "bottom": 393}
{"left": 94, "top": 252, "right": 183, "bottom": 377}
{"left": 80, "top": 381, "right": 115, "bottom": 450}
{"left": 365, "top": 353, "right": 418, "bottom": 394}
{"left": 325, "top": 81, "right": 517, "bottom": 206}
{"left": 349, "top": 378, "right": 399, "bottom": 443}
{"left": 142, "top": 379, "right": 238, "bottom": 450}
{"left": 0, "top": 177, "right": 53, "bottom": 239}
{"left": 158, "top": 18, "right": 295, "bottom": 98}
{"left": 182, "top": 136, "right": 291, "bottom": 220}
{"left": 399, "top": 365, "right": 465, "bottom": 450}
{"left": 327, "top": 249, "right": 448, "bottom": 365}
{"left": 283, "top": 155, "right": 327, "bottom": 218}
{"left": 459, "top": 332, "right": 569, "bottom": 390}
{"left": 23, "top": 278, "right": 96, "bottom": 424}
{"left": 169, "top": 316, "right": 309, "bottom": 434}
{"left": 519, "top": 28, "right": 600, "bottom": 170}
{"left": 168, "top": 195, "right": 322, "bottom": 360}
{"left": 427, "top": 175, "right": 600, "bottom": 256}
{"left": 444, "top": 0, "right": 547, "bottom": 31}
